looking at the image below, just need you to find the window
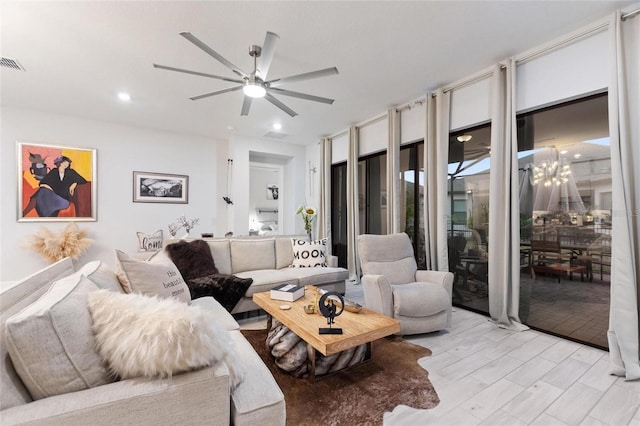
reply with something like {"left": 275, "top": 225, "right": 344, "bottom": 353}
{"left": 448, "top": 123, "right": 492, "bottom": 314}
{"left": 331, "top": 162, "right": 347, "bottom": 268}
{"left": 518, "top": 93, "right": 611, "bottom": 350}
{"left": 358, "top": 152, "right": 387, "bottom": 235}
{"left": 400, "top": 142, "right": 426, "bottom": 268}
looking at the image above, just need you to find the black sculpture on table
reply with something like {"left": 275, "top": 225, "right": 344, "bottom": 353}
{"left": 318, "top": 292, "right": 344, "bottom": 335}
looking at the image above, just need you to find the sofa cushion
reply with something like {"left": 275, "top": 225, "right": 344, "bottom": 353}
{"left": 290, "top": 238, "right": 328, "bottom": 268}
{"left": 207, "top": 240, "right": 232, "bottom": 275}
{"left": 77, "top": 261, "right": 123, "bottom": 293}
{"left": 87, "top": 289, "right": 243, "bottom": 387}
{"left": 114, "top": 249, "right": 190, "bottom": 304}
{"left": 275, "top": 235, "right": 306, "bottom": 269}
{"left": 187, "top": 274, "right": 253, "bottom": 312}
{"left": 234, "top": 270, "right": 299, "bottom": 297}
{"left": 165, "top": 239, "right": 219, "bottom": 280}
{"left": 284, "top": 267, "right": 349, "bottom": 287}
{"left": 228, "top": 330, "right": 286, "bottom": 425}
{"left": 4, "top": 274, "right": 112, "bottom": 400}
{"left": 190, "top": 296, "right": 240, "bottom": 331}
{"left": 230, "top": 239, "right": 275, "bottom": 273}
{"left": 0, "top": 258, "right": 75, "bottom": 410}
{"left": 392, "top": 282, "right": 450, "bottom": 317}
{"left": 362, "top": 257, "right": 417, "bottom": 285}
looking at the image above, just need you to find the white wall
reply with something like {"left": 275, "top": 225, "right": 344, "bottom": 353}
{"left": 1, "top": 107, "right": 223, "bottom": 280}
{"left": 228, "top": 135, "right": 307, "bottom": 236}
{"left": 249, "top": 164, "right": 281, "bottom": 230}
{"left": 306, "top": 141, "right": 321, "bottom": 210}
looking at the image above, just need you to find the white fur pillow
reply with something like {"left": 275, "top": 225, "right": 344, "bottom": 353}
{"left": 87, "top": 289, "right": 243, "bottom": 387}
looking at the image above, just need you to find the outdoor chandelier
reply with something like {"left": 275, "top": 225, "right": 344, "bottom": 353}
{"left": 533, "top": 158, "right": 571, "bottom": 187}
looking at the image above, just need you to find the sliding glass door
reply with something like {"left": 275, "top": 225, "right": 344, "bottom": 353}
{"left": 447, "top": 124, "right": 491, "bottom": 314}
{"left": 518, "top": 93, "right": 611, "bottom": 349}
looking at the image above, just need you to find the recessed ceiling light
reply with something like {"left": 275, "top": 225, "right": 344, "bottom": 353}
{"left": 560, "top": 150, "right": 568, "bottom": 154}
{"left": 574, "top": 153, "right": 582, "bottom": 158}
{"left": 227, "top": 125, "right": 235, "bottom": 131}
{"left": 273, "top": 123, "right": 282, "bottom": 131}
{"left": 117, "top": 92, "right": 131, "bottom": 102}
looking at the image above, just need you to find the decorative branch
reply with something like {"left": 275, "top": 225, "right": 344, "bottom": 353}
{"left": 25, "top": 223, "right": 92, "bottom": 263}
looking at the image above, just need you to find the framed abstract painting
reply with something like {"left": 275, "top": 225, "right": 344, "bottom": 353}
{"left": 18, "top": 142, "right": 97, "bottom": 222}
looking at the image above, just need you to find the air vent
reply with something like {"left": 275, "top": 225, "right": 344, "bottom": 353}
{"left": 264, "top": 131, "right": 288, "bottom": 140}
{"left": 1, "top": 57, "right": 26, "bottom": 71}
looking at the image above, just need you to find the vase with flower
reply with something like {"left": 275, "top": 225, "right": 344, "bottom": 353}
{"left": 296, "top": 205, "right": 317, "bottom": 241}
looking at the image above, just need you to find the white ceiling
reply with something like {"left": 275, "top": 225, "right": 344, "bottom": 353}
{"left": 1, "top": 1, "right": 634, "bottom": 146}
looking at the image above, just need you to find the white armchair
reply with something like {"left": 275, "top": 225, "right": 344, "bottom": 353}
{"left": 357, "top": 233, "right": 453, "bottom": 335}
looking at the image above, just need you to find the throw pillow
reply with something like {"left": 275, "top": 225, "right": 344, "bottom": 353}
{"left": 4, "top": 275, "right": 113, "bottom": 400}
{"left": 165, "top": 239, "right": 219, "bottom": 281}
{"left": 77, "top": 260, "right": 124, "bottom": 293}
{"left": 290, "top": 238, "right": 328, "bottom": 268}
{"left": 87, "top": 289, "right": 243, "bottom": 387}
{"left": 114, "top": 249, "right": 191, "bottom": 304}
{"left": 187, "top": 274, "right": 253, "bottom": 312}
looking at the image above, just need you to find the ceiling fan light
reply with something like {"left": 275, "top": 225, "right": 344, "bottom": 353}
{"left": 243, "top": 82, "right": 266, "bottom": 98}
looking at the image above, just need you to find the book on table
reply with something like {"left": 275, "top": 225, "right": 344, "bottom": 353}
{"left": 271, "top": 284, "right": 305, "bottom": 302}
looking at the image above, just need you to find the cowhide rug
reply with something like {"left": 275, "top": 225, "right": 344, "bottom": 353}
{"left": 241, "top": 328, "right": 440, "bottom": 425}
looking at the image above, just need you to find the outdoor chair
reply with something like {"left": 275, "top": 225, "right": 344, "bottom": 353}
{"left": 357, "top": 233, "right": 453, "bottom": 335}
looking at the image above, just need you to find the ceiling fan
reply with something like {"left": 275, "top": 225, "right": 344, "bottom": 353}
{"left": 153, "top": 32, "right": 339, "bottom": 117}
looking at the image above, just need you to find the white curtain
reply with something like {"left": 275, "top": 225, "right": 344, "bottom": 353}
{"left": 424, "top": 89, "right": 451, "bottom": 271}
{"left": 318, "top": 137, "right": 332, "bottom": 254}
{"left": 387, "top": 108, "right": 401, "bottom": 234}
{"left": 488, "top": 61, "right": 529, "bottom": 331}
{"left": 346, "top": 126, "right": 361, "bottom": 282}
{"left": 607, "top": 9, "right": 640, "bottom": 380}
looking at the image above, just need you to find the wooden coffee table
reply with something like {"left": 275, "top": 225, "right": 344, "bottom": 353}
{"left": 253, "top": 285, "right": 400, "bottom": 380}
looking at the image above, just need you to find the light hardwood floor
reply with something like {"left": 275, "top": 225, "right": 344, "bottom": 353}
{"left": 343, "top": 282, "right": 640, "bottom": 426}
{"left": 240, "top": 283, "right": 640, "bottom": 425}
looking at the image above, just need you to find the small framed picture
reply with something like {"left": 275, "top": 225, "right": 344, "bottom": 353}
{"left": 266, "top": 183, "right": 279, "bottom": 200}
{"left": 18, "top": 141, "right": 97, "bottom": 222}
{"left": 133, "top": 171, "right": 188, "bottom": 204}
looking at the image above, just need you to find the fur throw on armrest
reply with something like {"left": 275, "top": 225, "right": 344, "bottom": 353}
{"left": 187, "top": 274, "right": 253, "bottom": 312}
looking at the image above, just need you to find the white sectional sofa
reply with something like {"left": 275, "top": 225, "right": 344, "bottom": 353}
{"left": 0, "top": 257, "right": 285, "bottom": 426}
{"left": 166, "top": 235, "right": 349, "bottom": 315}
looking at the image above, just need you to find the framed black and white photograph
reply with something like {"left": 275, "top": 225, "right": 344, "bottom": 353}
{"left": 133, "top": 171, "right": 188, "bottom": 204}
{"left": 266, "top": 183, "right": 279, "bottom": 200}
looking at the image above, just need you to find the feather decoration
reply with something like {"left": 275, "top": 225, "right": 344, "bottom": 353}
{"left": 25, "top": 222, "right": 92, "bottom": 263}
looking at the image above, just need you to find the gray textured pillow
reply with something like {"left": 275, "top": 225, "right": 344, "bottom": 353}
{"left": 114, "top": 249, "right": 191, "bottom": 304}
{"left": 4, "top": 274, "right": 112, "bottom": 400}
{"left": 77, "top": 260, "right": 123, "bottom": 293}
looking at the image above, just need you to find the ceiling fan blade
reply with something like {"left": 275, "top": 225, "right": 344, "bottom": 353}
{"left": 267, "top": 67, "right": 338, "bottom": 88}
{"left": 264, "top": 93, "right": 298, "bottom": 117}
{"left": 180, "top": 32, "right": 248, "bottom": 79}
{"left": 256, "top": 31, "right": 279, "bottom": 81}
{"left": 268, "top": 87, "right": 334, "bottom": 104}
{"left": 240, "top": 96, "right": 253, "bottom": 116}
{"left": 153, "top": 64, "right": 243, "bottom": 83}
{"left": 190, "top": 85, "right": 243, "bottom": 101}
